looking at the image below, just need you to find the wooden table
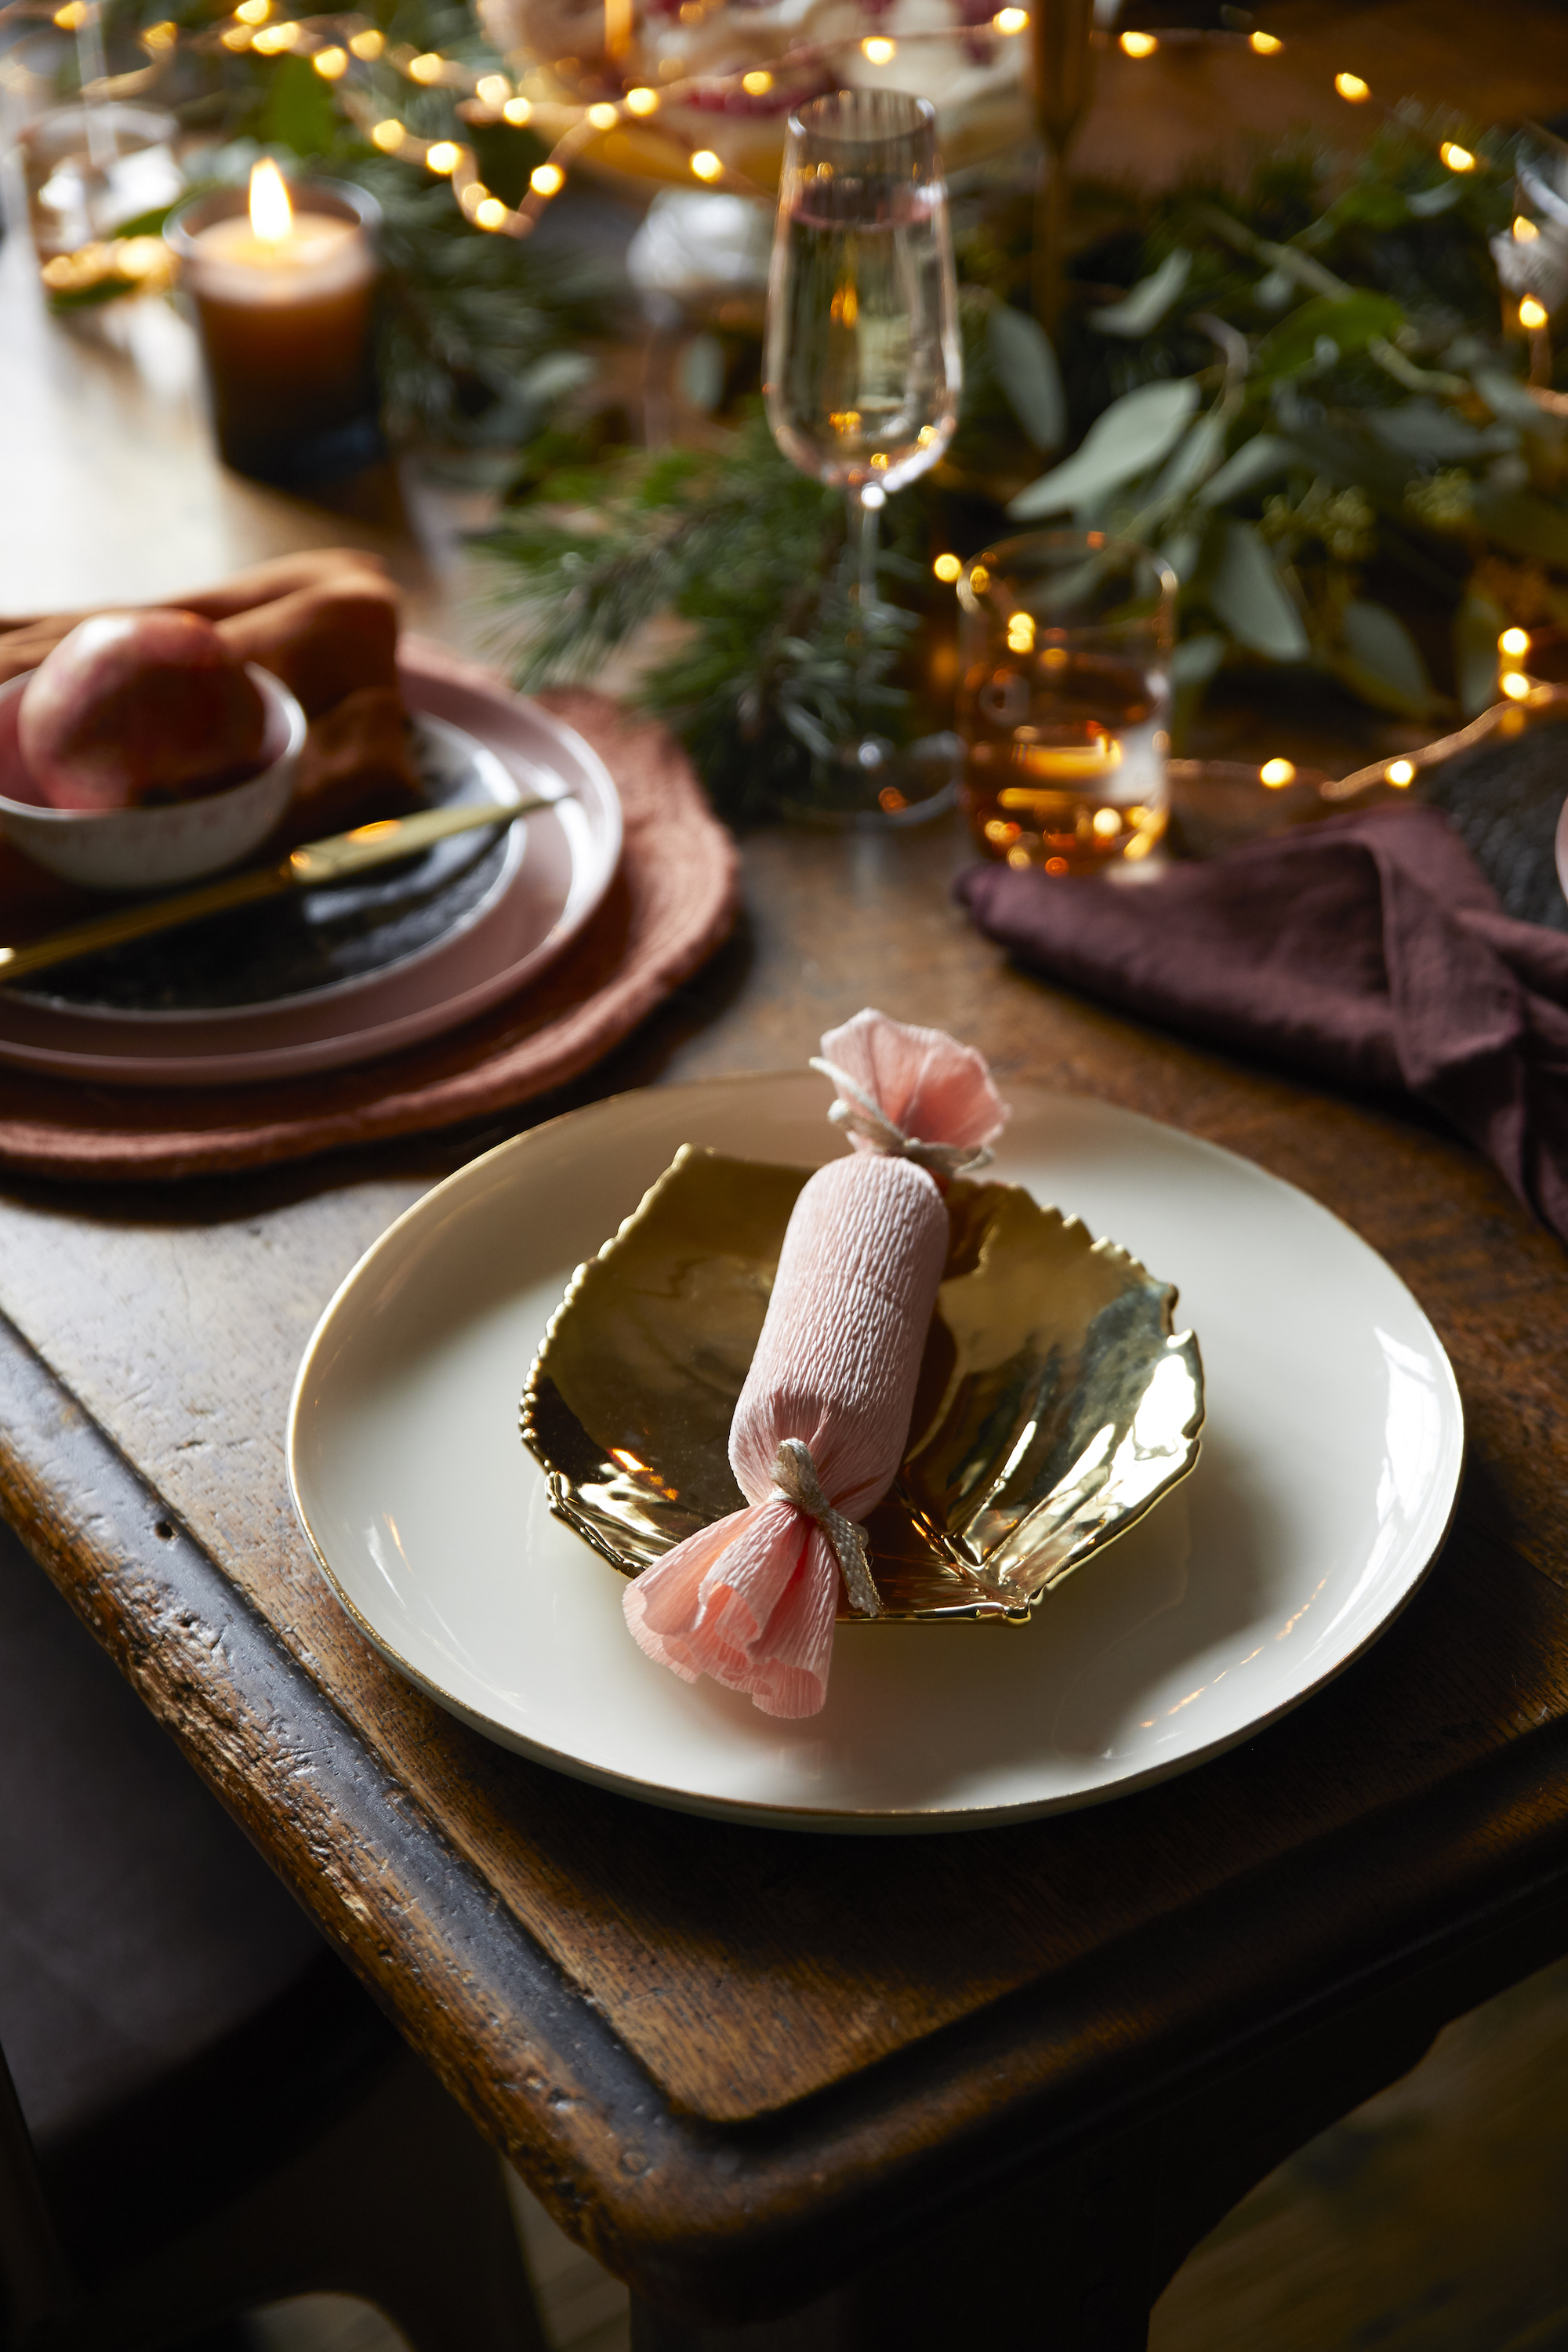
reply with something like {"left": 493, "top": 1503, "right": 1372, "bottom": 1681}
{"left": 4, "top": 238, "right": 1568, "bottom": 2352}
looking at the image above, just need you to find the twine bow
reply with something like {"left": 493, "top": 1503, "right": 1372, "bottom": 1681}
{"left": 808, "top": 1058, "right": 995, "bottom": 1178}
{"left": 771, "top": 1438, "right": 882, "bottom": 1618}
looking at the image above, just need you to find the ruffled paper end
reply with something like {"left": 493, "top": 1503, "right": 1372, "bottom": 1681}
{"left": 819, "top": 1007, "right": 1009, "bottom": 1157}
{"left": 621, "top": 1497, "right": 841, "bottom": 1719}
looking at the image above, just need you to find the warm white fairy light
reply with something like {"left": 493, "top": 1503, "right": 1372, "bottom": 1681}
{"left": 1515, "top": 216, "right": 1541, "bottom": 243}
{"left": 47, "top": 0, "right": 1482, "bottom": 262}
{"left": 1260, "top": 757, "right": 1295, "bottom": 787}
{"left": 1521, "top": 296, "right": 1549, "bottom": 330}
{"left": 1385, "top": 759, "right": 1416, "bottom": 786}
{"left": 1499, "top": 627, "right": 1531, "bottom": 657}
{"left": 932, "top": 554, "right": 962, "bottom": 582}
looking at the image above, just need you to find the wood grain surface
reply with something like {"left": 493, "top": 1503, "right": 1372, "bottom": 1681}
{"left": 5, "top": 132, "right": 1568, "bottom": 2334}
{"left": 4, "top": 807, "right": 1568, "bottom": 2326}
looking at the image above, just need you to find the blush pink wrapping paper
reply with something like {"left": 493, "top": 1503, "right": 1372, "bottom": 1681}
{"left": 622, "top": 1010, "right": 1009, "bottom": 1719}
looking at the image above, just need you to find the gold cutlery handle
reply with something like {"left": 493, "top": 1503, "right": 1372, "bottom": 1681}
{"left": 286, "top": 794, "right": 557, "bottom": 884}
{"left": 0, "top": 862, "right": 292, "bottom": 985}
{"left": 0, "top": 793, "right": 561, "bottom": 986}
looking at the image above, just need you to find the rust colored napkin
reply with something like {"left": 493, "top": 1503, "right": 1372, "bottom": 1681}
{"left": 956, "top": 804, "right": 1568, "bottom": 1243}
{"left": 0, "top": 549, "right": 421, "bottom": 931}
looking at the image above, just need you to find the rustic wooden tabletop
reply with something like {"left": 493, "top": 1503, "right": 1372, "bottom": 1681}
{"left": 4, "top": 154, "right": 1568, "bottom": 2349}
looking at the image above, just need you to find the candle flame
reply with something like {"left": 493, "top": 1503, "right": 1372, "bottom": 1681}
{"left": 249, "top": 158, "right": 293, "bottom": 245}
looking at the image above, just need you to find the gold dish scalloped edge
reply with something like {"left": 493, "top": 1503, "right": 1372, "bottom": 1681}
{"left": 520, "top": 1145, "right": 1204, "bottom": 1624}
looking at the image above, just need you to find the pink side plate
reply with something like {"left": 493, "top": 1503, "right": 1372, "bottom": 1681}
{"left": 0, "top": 642, "right": 622, "bottom": 1088}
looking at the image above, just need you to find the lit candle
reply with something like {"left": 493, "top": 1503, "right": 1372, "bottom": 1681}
{"left": 166, "top": 163, "right": 380, "bottom": 485}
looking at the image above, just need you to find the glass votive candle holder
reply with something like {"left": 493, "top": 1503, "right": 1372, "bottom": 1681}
{"left": 13, "top": 101, "right": 181, "bottom": 273}
{"left": 956, "top": 529, "right": 1177, "bottom": 874}
{"left": 165, "top": 168, "right": 382, "bottom": 487}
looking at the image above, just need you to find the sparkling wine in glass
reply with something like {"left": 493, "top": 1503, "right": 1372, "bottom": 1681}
{"left": 764, "top": 87, "right": 961, "bottom": 809}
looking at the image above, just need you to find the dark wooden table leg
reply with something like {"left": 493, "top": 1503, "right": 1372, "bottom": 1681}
{"left": 630, "top": 1893, "right": 1568, "bottom": 2352}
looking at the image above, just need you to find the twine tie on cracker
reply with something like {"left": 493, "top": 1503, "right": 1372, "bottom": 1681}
{"left": 770, "top": 1436, "right": 881, "bottom": 1618}
{"left": 622, "top": 1008, "right": 1010, "bottom": 1719}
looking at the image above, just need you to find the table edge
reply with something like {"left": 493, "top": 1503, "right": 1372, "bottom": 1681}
{"left": 5, "top": 1306, "right": 1568, "bottom": 2321}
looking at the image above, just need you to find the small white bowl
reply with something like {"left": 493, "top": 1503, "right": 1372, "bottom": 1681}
{"left": 0, "top": 664, "right": 305, "bottom": 893}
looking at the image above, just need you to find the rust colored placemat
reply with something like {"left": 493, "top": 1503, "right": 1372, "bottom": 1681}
{"left": 0, "top": 670, "right": 739, "bottom": 1182}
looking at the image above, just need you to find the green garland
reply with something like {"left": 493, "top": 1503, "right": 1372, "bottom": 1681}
{"left": 480, "top": 110, "right": 1568, "bottom": 819}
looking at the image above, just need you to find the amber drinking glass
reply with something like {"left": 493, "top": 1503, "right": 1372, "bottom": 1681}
{"left": 957, "top": 531, "right": 1177, "bottom": 873}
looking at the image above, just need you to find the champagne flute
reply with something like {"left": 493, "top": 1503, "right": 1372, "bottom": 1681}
{"left": 764, "top": 88, "right": 961, "bottom": 800}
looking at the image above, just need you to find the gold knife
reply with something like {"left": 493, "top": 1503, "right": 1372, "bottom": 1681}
{"left": 0, "top": 794, "right": 561, "bottom": 986}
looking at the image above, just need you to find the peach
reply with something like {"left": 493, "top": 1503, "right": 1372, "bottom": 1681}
{"left": 18, "top": 608, "right": 268, "bottom": 811}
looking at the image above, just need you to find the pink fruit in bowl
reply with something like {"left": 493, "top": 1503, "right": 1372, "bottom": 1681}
{"left": 18, "top": 609, "right": 269, "bottom": 811}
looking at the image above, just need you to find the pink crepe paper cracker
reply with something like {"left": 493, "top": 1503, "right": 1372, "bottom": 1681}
{"left": 622, "top": 1009, "right": 1010, "bottom": 1718}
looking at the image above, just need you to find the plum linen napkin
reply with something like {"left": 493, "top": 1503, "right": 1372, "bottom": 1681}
{"left": 624, "top": 1009, "right": 1010, "bottom": 1719}
{"left": 956, "top": 804, "right": 1568, "bottom": 1244}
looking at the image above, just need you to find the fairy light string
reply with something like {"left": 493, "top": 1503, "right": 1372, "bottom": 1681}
{"left": 0, "top": 0, "right": 1520, "bottom": 256}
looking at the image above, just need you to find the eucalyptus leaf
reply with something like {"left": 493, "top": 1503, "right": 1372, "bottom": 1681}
{"left": 1369, "top": 401, "right": 1506, "bottom": 462}
{"left": 1454, "top": 588, "right": 1508, "bottom": 717}
{"left": 1473, "top": 368, "right": 1568, "bottom": 437}
{"left": 1470, "top": 484, "right": 1568, "bottom": 562}
{"left": 1089, "top": 248, "right": 1193, "bottom": 339}
{"left": 1148, "top": 408, "right": 1227, "bottom": 506}
{"left": 1253, "top": 292, "right": 1406, "bottom": 387}
{"left": 1406, "top": 178, "right": 1465, "bottom": 218}
{"left": 1172, "top": 632, "right": 1226, "bottom": 687}
{"left": 1009, "top": 378, "right": 1201, "bottom": 521}
{"left": 1160, "top": 522, "right": 1206, "bottom": 585}
{"left": 987, "top": 303, "right": 1068, "bottom": 452}
{"left": 1339, "top": 600, "right": 1436, "bottom": 715}
{"left": 1206, "top": 521, "right": 1309, "bottom": 660}
{"left": 1196, "top": 432, "right": 1294, "bottom": 507}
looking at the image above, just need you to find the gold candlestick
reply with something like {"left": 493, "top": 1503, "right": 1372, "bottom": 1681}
{"left": 1029, "top": 0, "right": 1094, "bottom": 331}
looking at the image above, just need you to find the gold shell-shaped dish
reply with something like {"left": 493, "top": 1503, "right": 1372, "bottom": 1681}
{"left": 520, "top": 1146, "right": 1204, "bottom": 1624}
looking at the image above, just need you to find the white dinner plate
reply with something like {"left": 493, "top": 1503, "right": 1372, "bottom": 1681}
{"left": 0, "top": 648, "right": 622, "bottom": 1086}
{"left": 288, "top": 1076, "right": 1465, "bottom": 1834}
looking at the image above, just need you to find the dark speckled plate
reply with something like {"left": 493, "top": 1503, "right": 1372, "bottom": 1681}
{"left": 0, "top": 652, "right": 623, "bottom": 1087}
{"left": 21, "top": 713, "right": 521, "bottom": 1015}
